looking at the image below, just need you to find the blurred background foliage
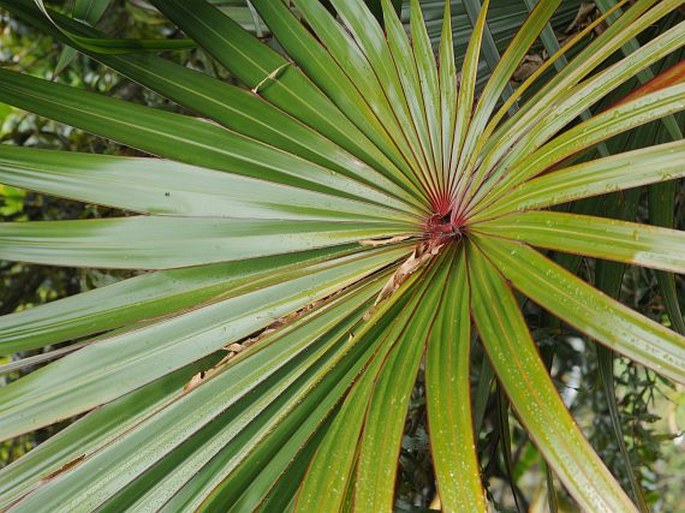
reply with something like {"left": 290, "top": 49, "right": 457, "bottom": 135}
{"left": 0, "top": 1, "right": 683, "bottom": 511}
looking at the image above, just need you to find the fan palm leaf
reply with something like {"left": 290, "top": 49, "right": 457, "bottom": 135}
{"left": 0, "top": 0, "right": 684, "bottom": 511}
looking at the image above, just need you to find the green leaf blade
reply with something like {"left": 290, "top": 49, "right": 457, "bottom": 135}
{"left": 354, "top": 250, "right": 452, "bottom": 512}
{"left": 425, "top": 249, "right": 485, "bottom": 513}
{"left": 468, "top": 241, "right": 637, "bottom": 513}
{"left": 473, "top": 211, "right": 685, "bottom": 274}
{"left": 0, "top": 245, "right": 376, "bottom": 355}
{"left": 0, "top": 216, "right": 412, "bottom": 270}
{"left": 0, "top": 247, "right": 407, "bottom": 441}
{"left": 473, "top": 141, "right": 685, "bottom": 220}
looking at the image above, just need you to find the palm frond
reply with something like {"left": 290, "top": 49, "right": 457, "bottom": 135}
{"left": 0, "top": 0, "right": 683, "bottom": 510}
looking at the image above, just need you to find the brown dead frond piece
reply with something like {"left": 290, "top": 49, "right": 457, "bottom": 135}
{"left": 359, "top": 235, "right": 412, "bottom": 247}
{"left": 42, "top": 455, "right": 86, "bottom": 481}
{"left": 224, "top": 343, "right": 245, "bottom": 353}
{"left": 372, "top": 240, "right": 444, "bottom": 309}
{"left": 252, "top": 62, "right": 291, "bottom": 94}
{"left": 513, "top": 54, "right": 544, "bottom": 82}
{"left": 183, "top": 352, "right": 238, "bottom": 393}
{"left": 183, "top": 370, "right": 207, "bottom": 393}
{"left": 567, "top": 3, "right": 597, "bottom": 33}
